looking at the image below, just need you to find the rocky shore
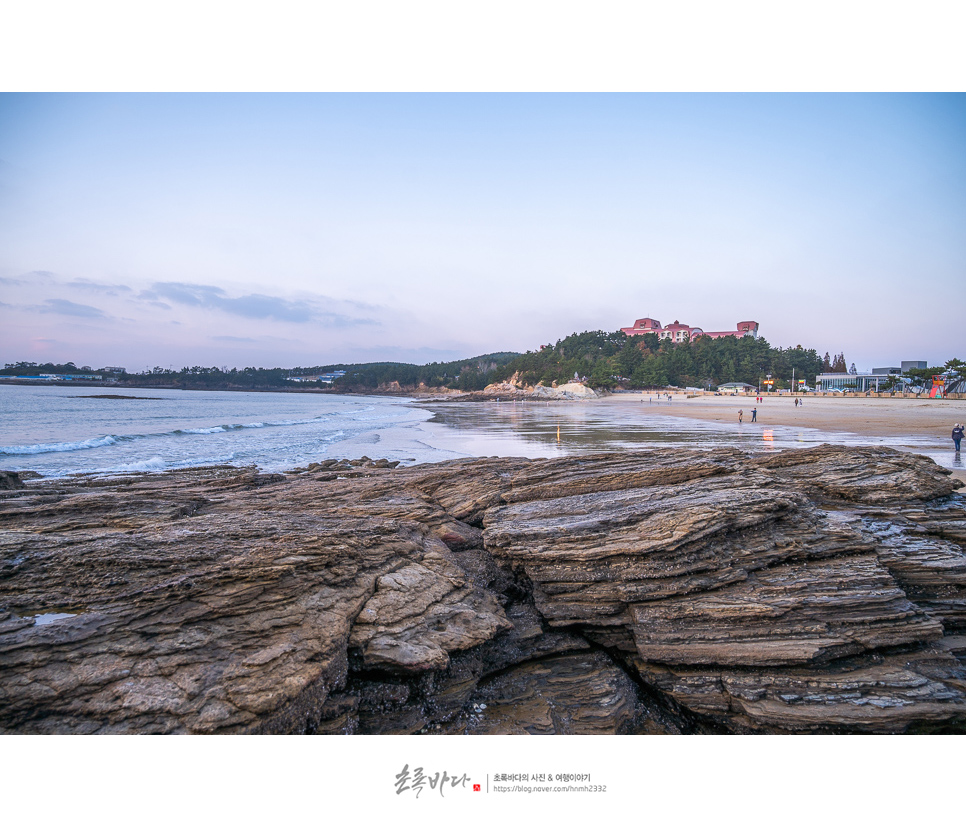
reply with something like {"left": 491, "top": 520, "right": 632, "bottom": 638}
{"left": 2, "top": 445, "right": 966, "bottom": 734}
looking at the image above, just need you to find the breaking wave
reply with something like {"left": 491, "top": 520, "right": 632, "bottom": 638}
{"left": 1, "top": 435, "right": 126, "bottom": 455}
{"left": 3, "top": 417, "right": 336, "bottom": 455}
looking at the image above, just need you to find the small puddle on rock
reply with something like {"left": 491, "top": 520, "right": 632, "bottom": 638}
{"left": 33, "top": 612, "right": 78, "bottom": 626}
{"left": 14, "top": 608, "right": 88, "bottom": 626}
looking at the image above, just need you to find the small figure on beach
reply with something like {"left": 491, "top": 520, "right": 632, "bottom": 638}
{"left": 738, "top": 409, "right": 743, "bottom": 423}
{"left": 751, "top": 408, "right": 757, "bottom": 422}
{"left": 953, "top": 424, "right": 964, "bottom": 452}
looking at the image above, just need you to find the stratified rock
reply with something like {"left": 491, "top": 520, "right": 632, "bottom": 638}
{"left": 753, "top": 444, "right": 958, "bottom": 504}
{"left": 348, "top": 544, "right": 511, "bottom": 673}
{"left": 0, "top": 505, "right": 503, "bottom": 733}
{"left": 432, "top": 651, "right": 645, "bottom": 734}
{"left": 628, "top": 555, "right": 943, "bottom": 666}
{"left": 629, "top": 647, "right": 966, "bottom": 733}
{"left": 1, "top": 446, "right": 965, "bottom": 734}
{"left": 0, "top": 471, "right": 25, "bottom": 491}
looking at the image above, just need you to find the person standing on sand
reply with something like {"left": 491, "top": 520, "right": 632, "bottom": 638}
{"left": 751, "top": 408, "right": 757, "bottom": 422}
{"left": 738, "top": 409, "right": 743, "bottom": 423}
{"left": 954, "top": 424, "right": 964, "bottom": 452}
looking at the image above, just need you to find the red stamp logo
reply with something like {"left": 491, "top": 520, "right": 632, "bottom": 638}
{"left": 473, "top": 784, "right": 481, "bottom": 792}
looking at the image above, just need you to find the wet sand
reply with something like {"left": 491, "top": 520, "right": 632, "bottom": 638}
{"left": 420, "top": 391, "right": 966, "bottom": 478}
{"left": 621, "top": 392, "right": 965, "bottom": 440}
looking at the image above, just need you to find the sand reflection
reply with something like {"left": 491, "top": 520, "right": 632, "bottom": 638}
{"left": 425, "top": 398, "right": 960, "bottom": 469}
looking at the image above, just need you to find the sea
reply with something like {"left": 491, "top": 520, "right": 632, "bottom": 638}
{"left": 0, "top": 384, "right": 961, "bottom": 478}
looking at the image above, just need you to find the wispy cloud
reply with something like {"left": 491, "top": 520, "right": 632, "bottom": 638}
{"left": 212, "top": 335, "right": 257, "bottom": 343}
{"left": 66, "top": 278, "right": 132, "bottom": 295}
{"left": 144, "top": 282, "right": 379, "bottom": 327}
{"left": 30, "top": 298, "right": 107, "bottom": 318}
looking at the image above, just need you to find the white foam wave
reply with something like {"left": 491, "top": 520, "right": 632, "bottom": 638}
{"left": 0, "top": 435, "right": 123, "bottom": 455}
{"left": 174, "top": 416, "right": 329, "bottom": 435}
{"left": 115, "top": 455, "right": 168, "bottom": 472}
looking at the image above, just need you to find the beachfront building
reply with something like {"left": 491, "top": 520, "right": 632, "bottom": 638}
{"left": 285, "top": 370, "right": 345, "bottom": 384}
{"left": 621, "top": 317, "right": 759, "bottom": 341}
{"left": 718, "top": 382, "right": 757, "bottom": 393}
{"left": 816, "top": 371, "right": 901, "bottom": 392}
{"left": 814, "top": 361, "right": 930, "bottom": 393}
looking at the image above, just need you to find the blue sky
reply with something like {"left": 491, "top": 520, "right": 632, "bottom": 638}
{"left": 1, "top": 93, "right": 963, "bottom": 372}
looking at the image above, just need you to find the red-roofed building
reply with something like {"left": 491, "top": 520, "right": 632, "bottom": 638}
{"left": 621, "top": 317, "right": 759, "bottom": 342}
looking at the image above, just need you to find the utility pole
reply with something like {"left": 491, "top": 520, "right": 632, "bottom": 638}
{"left": 792, "top": 367, "right": 795, "bottom": 393}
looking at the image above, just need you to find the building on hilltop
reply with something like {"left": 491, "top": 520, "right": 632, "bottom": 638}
{"left": 621, "top": 317, "right": 759, "bottom": 342}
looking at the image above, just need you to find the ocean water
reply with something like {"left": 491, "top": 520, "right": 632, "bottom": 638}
{"left": 1, "top": 385, "right": 962, "bottom": 477}
{"left": 0, "top": 385, "right": 447, "bottom": 477}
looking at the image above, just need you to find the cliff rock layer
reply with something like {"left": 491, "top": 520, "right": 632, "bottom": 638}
{"left": 1, "top": 445, "right": 965, "bottom": 734}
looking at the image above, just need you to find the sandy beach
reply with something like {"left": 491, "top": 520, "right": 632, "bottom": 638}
{"left": 614, "top": 392, "right": 966, "bottom": 441}
{"left": 421, "top": 390, "right": 966, "bottom": 481}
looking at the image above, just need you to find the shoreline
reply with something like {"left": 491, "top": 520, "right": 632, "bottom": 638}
{"left": 604, "top": 391, "right": 965, "bottom": 441}
{"left": 4, "top": 384, "right": 964, "bottom": 480}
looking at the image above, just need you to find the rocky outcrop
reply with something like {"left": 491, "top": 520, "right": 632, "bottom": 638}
{"left": 481, "top": 376, "right": 599, "bottom": 400}
{"left": 1, "top": 445, "right": 965, "bottom": 734}
{"left": 530, "top": 383, "right": 599, "bottom": 400}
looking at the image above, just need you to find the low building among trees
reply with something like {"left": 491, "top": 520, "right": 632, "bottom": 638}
{"left": 717, "top": 381, "right": 757, "bottom": 393}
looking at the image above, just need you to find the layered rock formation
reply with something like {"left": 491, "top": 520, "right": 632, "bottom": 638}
{"left": 2, "top": 445, "right": 965, "bottom": 734}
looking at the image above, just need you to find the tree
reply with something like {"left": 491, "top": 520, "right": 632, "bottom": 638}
{"left": 905, "top": 366, "right": 945, "bottom": 389}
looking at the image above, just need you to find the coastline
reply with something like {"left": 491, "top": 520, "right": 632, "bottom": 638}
{"left": 4, "top": 382, "right": 963, "bottom": 479}
{"left": 602, "top": 391, "right": 966, "bottom": 440}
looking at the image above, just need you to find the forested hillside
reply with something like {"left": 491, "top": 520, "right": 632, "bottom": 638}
{"left": 5, "top": 334, "right": 830, "bottom": 392}
{"left": 494, "top": 330, "right": 823, "bottom": 390}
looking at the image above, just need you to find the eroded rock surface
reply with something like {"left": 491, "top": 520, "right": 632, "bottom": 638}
{"left": 1, "top": 445, "right": 965, "bottom": 734}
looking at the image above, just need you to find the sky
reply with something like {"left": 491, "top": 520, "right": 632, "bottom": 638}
{"left": 1, "top": 93, "right": 964, "bottom": 372}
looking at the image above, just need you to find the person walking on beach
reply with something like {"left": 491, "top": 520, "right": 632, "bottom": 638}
{"left": 738, "top": 409, "right": 743, "bottom": 423}
{"left": 954, "top": 424, "right": 965, "bottom": 452}
{"left": 751, "top": 408, "right": 757, "bottom": 422}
